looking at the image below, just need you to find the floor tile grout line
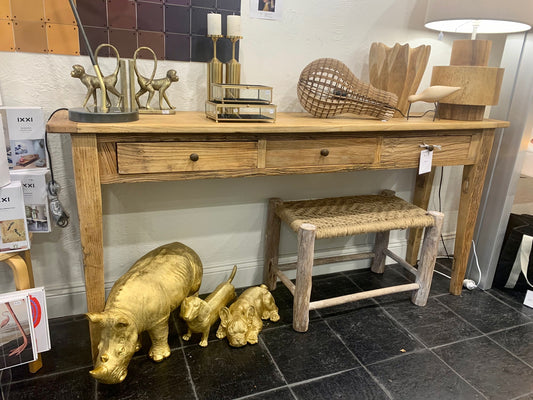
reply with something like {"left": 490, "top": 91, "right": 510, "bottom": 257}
{"left": 433, "top": 296, "right": 488, "bottom": 335}
{"left": 172, "top": 313, "right": 200, "bottom": 400}
{"left": 352, "top": 283, "right": 429, "bottom": 351}
{"left": 427, "top": 328, "right": 533, "bottom": 397}
{"left": 511, "top": 390, "right": 533, "bottom": 400}
{"left": 5, "top": 364, "right": 93, "bottom": 385}
{"left": 484, "top": 331, "right": 533, "bottom": 370}
{"left": 322, "top": 319, "right": 394, "bottom": 400}
{"left": 428, "top": 334, "right": 489, "bottom": 352}
{"left": 428, "top": 348, "right": 490, "bottom": 400}
{"left": 285, "top": 366, "right": 359, "bottom": 386}
{"left": 435, "top": 292, "right": 533, "bottom": 340}
{"left": 254, "top": 336, "right": 297, "bottom": 400}
{"left": 484, "top": 320, "right": 533, "bottom": 336}
{"left": 233, "top": 385, "right": 296, "bottom": 400}
{"left": 362, "top": 347, "right": 429, "bottom": 369}
{"left": 484, "top": 289, "right": 533, "bottom": 319}
{"left": 353, "top": 286, "right": 490, "bottom": 400}
{"left": 179, "top": 345, "right": 199, "bottom": 400}
{"left": 406, "top": 288, "right": 493, "bottom": 399}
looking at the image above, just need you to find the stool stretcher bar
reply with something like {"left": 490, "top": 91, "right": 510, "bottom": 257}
{"left": 309, "top": 283, "right": 420, "bottom": 310}
{"left": 383, "top": 249, "right": 418, "bottom": 276}
{"left": 277, "top": 251, "right": 376, "bottom": 271}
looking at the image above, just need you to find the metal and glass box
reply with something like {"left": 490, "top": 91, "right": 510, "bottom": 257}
{"left": 210, "top": 84, "right": 273, "bottom": 104}
{"left": 205, "top": 101, "right": 277, "bottom": 122}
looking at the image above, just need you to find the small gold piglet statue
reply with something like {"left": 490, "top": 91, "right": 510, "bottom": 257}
{"left": 180, "top": 265, "right": 237, "bottom": 347}
{"left": 217, "top": 284, "right": 279, "bottom": 347}
{"left": 86, "top": 242, "right": 203, "bottom": 384}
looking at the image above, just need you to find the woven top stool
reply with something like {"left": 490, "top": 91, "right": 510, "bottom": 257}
{"left": 263, "top": 190, "right": 444, "bottom": 332}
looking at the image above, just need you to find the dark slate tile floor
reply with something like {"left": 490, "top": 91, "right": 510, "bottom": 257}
{"left": 2, "top": 259, "right": 533, "bottom": 400}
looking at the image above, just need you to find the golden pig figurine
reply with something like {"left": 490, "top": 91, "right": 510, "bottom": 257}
{"left": 86, "top": 242, "right": 203, "bottom": 384}
{"left": 180, "top": 265, "right": 237, "bottom": 347}
{"left": 217, "top": 284, "right": 280, "bottom": 347}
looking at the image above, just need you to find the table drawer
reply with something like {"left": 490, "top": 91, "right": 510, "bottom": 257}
{"left": 265, "top": 138, "right": 379, "bottom": 168}
{"left": 380, "top": 135, "right": 478, "bottom": 168}
{"left": 117, "top": 142, "right": 258, "bottom": 174}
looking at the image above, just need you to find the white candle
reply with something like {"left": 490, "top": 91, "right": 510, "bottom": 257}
{"left": 207, "top": 13, "right": 221, "bottom": 36}
{"left": 227, "top": 15, "right": 241, "bottom": 37}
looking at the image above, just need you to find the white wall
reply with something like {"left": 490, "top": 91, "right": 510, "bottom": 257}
{"left": 474, "top": 33, "right": 533, "bottom": 288}
{"left": 0, "top": 0, "right": 501, "bottom": 317}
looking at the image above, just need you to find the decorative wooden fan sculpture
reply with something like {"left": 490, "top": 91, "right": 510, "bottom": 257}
{"left": 369, "top": 43, "right": 431, "bottom": 118}
{"left": 297, "top": 58, "right": 398, "bottom": 120}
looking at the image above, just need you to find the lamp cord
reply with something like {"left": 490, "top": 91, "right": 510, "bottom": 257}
{"left": 45, "top": 108, "right": 70, "bottom": 228}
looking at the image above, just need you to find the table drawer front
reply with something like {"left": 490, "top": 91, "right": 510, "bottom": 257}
{"left": 380, "top": 135, "right": 478, "bottom": 168}
{"left": 117, "top": 142, "right": 258, "bottom": 174}
{"left": 265, "top": 138, "right": 379, "bottom": 168}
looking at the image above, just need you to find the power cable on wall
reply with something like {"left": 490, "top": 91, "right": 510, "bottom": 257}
{"left": 45, "top": 108, "right": 70, "bottom": 228}
{"left": 437, "top": 166, "right": 451, "bottom": 260}
{"left": 435, "top": 166, "right": 483, "bottom": 290}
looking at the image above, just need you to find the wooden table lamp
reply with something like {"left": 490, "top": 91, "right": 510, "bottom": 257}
{"left": 424, "top": 0, "right": 533, "bottom": 120}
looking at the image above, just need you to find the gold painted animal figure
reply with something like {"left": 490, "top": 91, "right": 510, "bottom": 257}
{"left": 180, "top": 265, "right": 237, "bottom": 347}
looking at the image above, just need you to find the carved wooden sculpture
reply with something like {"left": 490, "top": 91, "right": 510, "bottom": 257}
{"left": 297, "top": 58, "right": 398, "bottom": 121}
{"left": 369, "top": 43, "right": 431, "bottom": 117}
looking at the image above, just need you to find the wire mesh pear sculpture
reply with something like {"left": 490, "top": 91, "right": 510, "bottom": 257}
{"left": 297, "top": 58, "right": 398, "bottom": 120}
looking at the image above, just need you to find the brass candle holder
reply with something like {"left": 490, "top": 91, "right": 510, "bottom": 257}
{"left": 225, "top": 36, "right": 242, "bottom": 84}
{"left": 207, "top": 35, "right": 224, "bottom": 101}
{"left": 225, "top": 36, "right": 242, "bottom": 100}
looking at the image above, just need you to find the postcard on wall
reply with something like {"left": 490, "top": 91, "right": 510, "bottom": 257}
{"left": 0, "top": 293, "right": 37, "bottom": 370}
{"left": 250, "top": 0, "right": 282, "bottom": 20}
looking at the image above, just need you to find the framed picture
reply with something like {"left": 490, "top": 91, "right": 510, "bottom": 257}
{"left": 250, "top": 0, "right": 282, "bottom": 20}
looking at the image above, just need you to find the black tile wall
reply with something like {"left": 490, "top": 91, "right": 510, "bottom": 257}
{"left": 74, "top": 0, "right": 240, "bottom": 62}
{"left": 107, "top": 0, "right": 136, "bottom": 30}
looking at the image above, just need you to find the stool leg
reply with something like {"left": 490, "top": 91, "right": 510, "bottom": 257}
{"left": 5, "top": 255, "right": 31, "bottom": 291}
{"left": 264, "top": 198, "right": 283, "bottom": 290}
{"left": 21, "top": 249, "right": 36, "bottom": 288}
{"left": 371, "top": 231, "right": 390, "bottom": 274}
{"left": 412, "top": 211, "right": 444, "bottom": 306}
{"left": 293, "top": 223, "right": 316, "bottom": 332}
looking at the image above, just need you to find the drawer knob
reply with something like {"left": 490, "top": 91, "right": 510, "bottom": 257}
{"left": 189, "top": 153, "right": 199, "bottom": 162}
{"left": 320, "top": 149, "right": 330, "bottom": 157}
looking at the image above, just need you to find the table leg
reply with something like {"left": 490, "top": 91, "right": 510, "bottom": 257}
{"left": 71, "top": 134, "right": 105, "bottom": 363}
{"left": 450, "top": 130, "right": 495, "bottom": 295}
{"left": 406, "top": 167, "right": 436, "bottom": 265}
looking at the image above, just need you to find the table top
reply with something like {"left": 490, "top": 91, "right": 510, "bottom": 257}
{"left": 47, "top": 110, "right": 509, "bottom": 135}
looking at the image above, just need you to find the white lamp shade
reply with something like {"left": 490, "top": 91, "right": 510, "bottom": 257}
{"left": 425, "top": 0, "right": 533, "bottom": 34}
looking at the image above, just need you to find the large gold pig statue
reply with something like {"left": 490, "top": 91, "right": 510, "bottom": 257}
{"left": 86, "top": 242, "right": 203, "bottom": 384}
{"left": 217, "top": 284, "right": 279, "bottom": 347}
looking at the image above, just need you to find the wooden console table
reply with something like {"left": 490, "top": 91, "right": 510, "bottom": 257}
{"left": 47, "top": 110, "right": 508, "bottom": 359}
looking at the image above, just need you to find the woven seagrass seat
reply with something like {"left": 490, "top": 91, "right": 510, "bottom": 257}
{"left": 263, "top": 190, "right": 444, "bottom": 332}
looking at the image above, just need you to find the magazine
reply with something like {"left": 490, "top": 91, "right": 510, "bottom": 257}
{"left": 0, "top": 293, "right": 37, "bottom": 370}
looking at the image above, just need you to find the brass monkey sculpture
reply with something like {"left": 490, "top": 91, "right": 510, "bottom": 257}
{"left": 133, "top": 47, "right": 179, "bottom": 110}
{"left": 71, "top": 44, "right": 124, "bottom": 108}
